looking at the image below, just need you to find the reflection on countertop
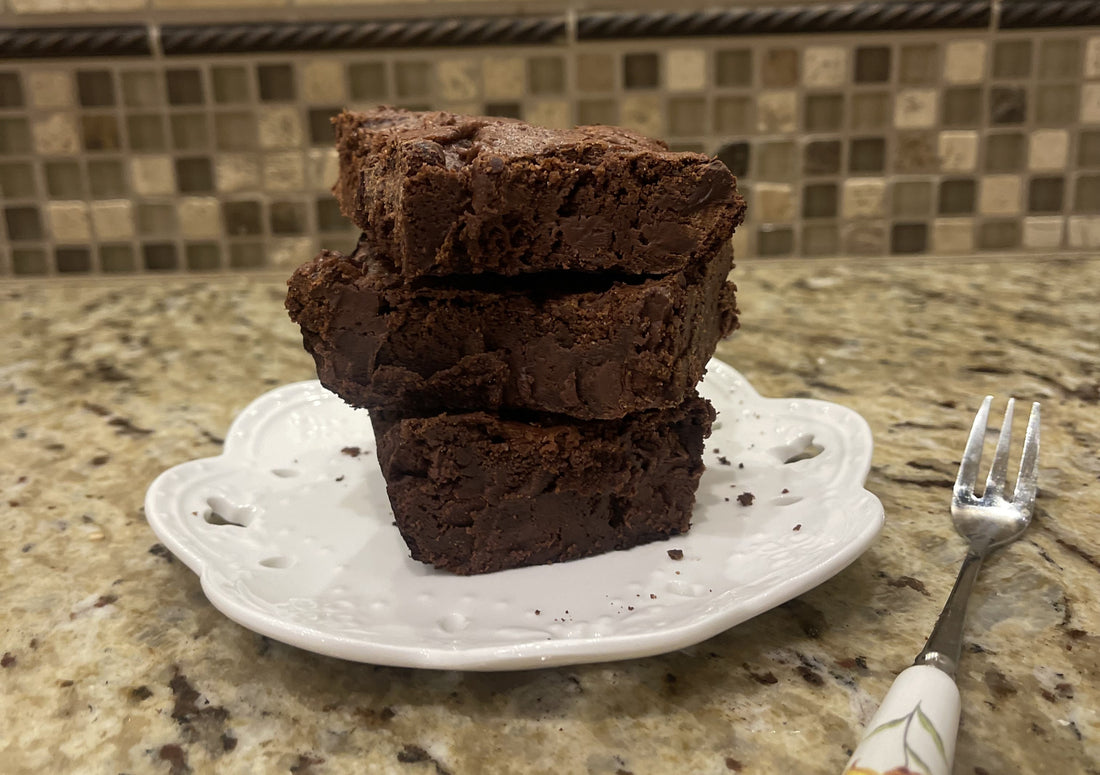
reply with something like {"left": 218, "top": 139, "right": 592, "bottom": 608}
{"left": 1, "top": 254, "right": 1098, "bottom": 774}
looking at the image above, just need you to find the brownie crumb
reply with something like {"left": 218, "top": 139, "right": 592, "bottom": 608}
{"left": 717, "top": 456, "right": 731, "bottom": 466}
{"left": 90, "top": 454, "right": 110, "bottom": 466}
{"left": 736, "top": 492, "right": 755, "bottom": 506}
{"left": 793, "top": 524, "right": 802, "bottom": 531}
{"left": 335, "top": 475, "right": 345, "bottom": 482}
{"left": 1, "top": 652, "right": 15, "bottom": 668}
{"left": 627, "top": 606, "right": 634, "bottom": 611}
{"left": 725, "top": 757, "right": 743, "bottom": 771}
{"left": 667, "top": 549, "right": 684, "bottom": 560}
{"left": 738, "top": 462, "right": 744, "bottom": 469}
{"left": 130, "top": 685, "right": 153, "bottom": 701}
{"left": 534, "top": 609, "right": 541, "bottom": 615}
{"left": 149, "top": 543, "right": 173, "bottom": 562}
{"left": 94, "top": 594, "right": 117, "bottom": 608}
{"left": 649, "top": 594, "right": 657, "bottom": 599}
{"left": 781, "top": 488, "right": 789, "bottom": 494}
{"left": 340, "top": 446, "right": 361, "bottom": 457}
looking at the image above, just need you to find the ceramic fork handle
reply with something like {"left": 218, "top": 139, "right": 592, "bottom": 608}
{"left": 842, "top": 665, "right": 960, "bottom": 775}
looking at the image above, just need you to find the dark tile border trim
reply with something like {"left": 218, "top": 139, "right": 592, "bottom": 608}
{"left": 2, "top": 0, "right": 1097, "bottom": 60}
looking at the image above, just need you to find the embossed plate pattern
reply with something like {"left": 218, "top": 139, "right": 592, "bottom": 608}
{"left": 144, "top": 360, "right": 883, "bottom": 670}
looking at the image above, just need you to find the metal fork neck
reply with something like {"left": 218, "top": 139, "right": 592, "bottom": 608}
{"left": 915, "top": 548, "right": 987, "bottom": 678}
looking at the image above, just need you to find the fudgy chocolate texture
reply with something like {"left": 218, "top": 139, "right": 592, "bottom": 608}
{"left": 371, "top": 394, "right": 715, "bottom": 575}
{"left": 286, "top": 238, "right": 737, "bottom": 420}
{"left": 333, "top": 107, "right": 746, "bottom": 278}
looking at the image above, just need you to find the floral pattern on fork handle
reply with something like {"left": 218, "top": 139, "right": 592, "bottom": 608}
{"left": 843, "top": 665, "right": 960, "bottom": 775}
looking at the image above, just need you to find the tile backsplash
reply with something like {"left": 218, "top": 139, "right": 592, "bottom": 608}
{"left": 2, "top": 3, "right": 1100, "bottom": 275}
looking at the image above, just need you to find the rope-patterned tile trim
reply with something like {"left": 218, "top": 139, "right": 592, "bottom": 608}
{"left": 0, "top": 25, "right": 150, "bottom": 58}
{"left": 999, "top": 0, "right": 1100, "bottom": 29}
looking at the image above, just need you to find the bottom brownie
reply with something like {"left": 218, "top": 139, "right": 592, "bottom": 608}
{"left": 371, "top": 394, "right": 714, "bottom": 575}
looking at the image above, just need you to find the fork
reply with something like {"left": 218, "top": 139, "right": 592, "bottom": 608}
{"left": 843, "top": 396, "right": 1040, "bottom": 775}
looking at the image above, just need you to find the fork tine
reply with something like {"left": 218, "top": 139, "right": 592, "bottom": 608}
{"left": 1012, "top": 402, "right": 1041, "bottom": 514}
{"left": 955, "top": 395, "right": 993, "bottom": 498}
{"left": 983, "top": 398, "right": 1016, "bottom": 500}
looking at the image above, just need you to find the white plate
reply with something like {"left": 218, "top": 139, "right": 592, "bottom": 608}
{"left": 145, "top": 360, "right": 883, "bottom": 670}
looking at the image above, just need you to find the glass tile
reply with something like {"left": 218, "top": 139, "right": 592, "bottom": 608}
{"left": 87, "top": 160, "right": 125, "bottom": 198}
{"left": 804, "top": 140, "right": 841, "bottom": 175}
{"left": 715, "top": 49, "right": 752, "bottom": 87}
{"left": 899, "top": 44, "right": 938, "bottom": 85}
{"left": 714, "top": 96, "right": 753, "bottom": 134}
{"left": 757, "top": 227, "right": 793, "bottom": 257}
{"left": 0, "top": 71, "right": 24, "bottom": 107}
{"left": 985, "top": 133, "right": 1026, "bottom": 172}
{"left": 804, "top": 94, "right": 843, "bottom": 131}
{"left": 45, "top": 161, "right": 84, "bottom": 198}
{"left": 4, "top": 206, "right": 42, "bottom": 240}
{"left": 802, "top": 183, "right": 837, "bottom": 218}
{"left": 623, "top": 53, "right": 659, "bottom": 89}
{"left": 993, "top": 40, "right": 1031, "bottom": 79}
{"left": 855, "top": 46, "right": 891, "bottom": 83}
{"left": 212, "top": 66, "right": 250, "bottom": 103}
{"left": 137, "top": 203, "right": 177, "bottom": 236}
{"left": 715, "top": 142, "right": 749, "bottom": 177}
{"left": 175, "top": 157, "right": 214, "bottom": 193}
{"left": 668, "top": 97, "right": 706, "bottom": 136}
{"left": 214, "top": 112, "right": 256, "bottom": 151}
{"left": 1038, "top": 39, "right": 1081, "bottom": 80}
{"left": 143, "top": 243, "right": 178, "bottom": 271}
{"left": 0, "top": 117, "right": 31, "bottom": 155}
{"left": 121, "top": 70, "right": 161, "bottom": 107}
{"left": 1028, "top": 177, "right": 1064, "bottom": 213}
{"left": 316, "top": 197, "right": 344, "bottom": 232}
{"left": 394, "top": 61, "right": 431, "bottom": 99}
{"left": 348, "top": 62, "right": 387, "bottom": 100}
{"left": 802, "top": 223, "right": 839, "bottom": 256}
{"left": 849, "top": 137, "right": 885, "bottom": 173}
{"left": 1078, "top": 130, "right": 1100, "bottom": 168}
{"left": 891, "top": 222, "right": 928, "bottom": 254}
{"left": 577, "top": 53, "right": 615, "bottom": 92}
{"left": 1074, "top": 175, "right": 1100, "bottom": 213}
{"left": 978, "top": 219, "right": 1020, "bottom": 250}
{"left": 761, "top": 49, "right": 798, "bottom": 87}
{"left": 166, "top": 69, "right": 204, "bottom": 105}
{"left": 850, "top": 92, "right": 889, "bottom": 130}
{"left": 943, "top": 87, "right": 983, "bottom": 126}
{"left": 1034, "top": 84, "right": 1077, "bottom": 125}
{"left": 229, "top": 242, "right": 265, "bottom": 269}
{"left": 939, "top": 179, "right": 977, "bottom": 215}
{"left": 257, "top": 64, "right": 296, "bottom": 102}
{"left": 270, "top": 201, "right": 308, "bottom": 234}
{"left": 100, "top": 244, "right": 135, "bottom": 273}
{"left": 76, "top": 70, "right": 115, "bottom": 107}
{"left": 990, "top": 87, "right": 1027, "bottom": 125}
{"left": 56, "top": 247, "right": 92, "bottom": 273}
{"left": 171, "top": 113, "right": 209, "bottom": 151}
{"left": 528, "top": 57, "right": 565, "bottom": 95}
{"left": 223, "top": 200, "right": 262, "bottom": 235}
{"left": 185, "top": 242, "right": 221, "bottom": 271}
{"left": 486, "top": 102, "right": 522, "bottom": 119}
{"left": 757, "top": 140, "right": 797, "bottom": 181}
{"left": 13, "top": 248, "right": 48, "bottom": 275}
{"left": 0, "top": 161, "right": 36, "bottom": 198}
{"left": 126, "top": 114, "right": 166, "bottom": 152}
{"left": 578, "top": 99, "right": 616, "bottom": 126}
{"left": 892, "top": 180, "right": 933, "bottom": 217}
{"left": 81, "top": 114, "right": 120, "bottom": 151}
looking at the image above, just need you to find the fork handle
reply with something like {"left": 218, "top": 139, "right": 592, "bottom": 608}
{"left": 843, "top": 665, "right": 960, "bottom": 775}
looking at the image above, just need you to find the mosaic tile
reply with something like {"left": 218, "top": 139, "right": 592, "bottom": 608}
{"left": 1079, "top": 130, "right": 1100, "bottom": 167}
{"left": 939, "top": 179, "right": 976, "bottom": 215}
{"left": 1082, "top": 83, "right": 1100, "bottom": 124}
{"left": 619, "top": 94, "right": 661, "bottom": 137}
{"left": 1034, "top": 84, "right": 1077, "bottom": 125}
{"left": 302, "top": 60, "right": 347, "bottom": 104}
{"left": 214, "top": 154, "right": 260, "bottom": 193}
{"left": 666, "top": 49, "right": 706, "bottom": 92}
{"left": 264, "top": 152, "right": 305, "bottom": 192}
{"left": 754, "top": 183, "right": 794, "bottom": 223}
{"left": 757, "top": 90, "right": 797, "bottom": 133}
{"left": 0, "top": 161, "right": 37, "bottom": 198}
{"left": 44, "top": 160, "right": 84, "bottom": 198}
{"left": 668, "top": 96, "right": 706, "bottom": 136}
{"left": 46, "top": 201, "right": 91, "bottom": 242}
{"left": 0, "top": 72, "right": 24, "bottom": 107}
{"left": 943, "top": 40, "right": 986, "bottom": 85}
{"left": 1038, "top": 39, "right": 1081, "bottom": 80}
{"left": 932, "top": 218, "right": 974, "bottom": 254}
{"left": 943, "top": 86, "right": 983, "bottom": 126}
{"left": 1068, "top": 216, "right": 1100, "bottom": 248}
{"left": 891, "top": 222, "right": 927, "bottom": 254}
{"left": 848, "top": 137, "right": 885, "bottom": 174}
{"left": 435, "top": 60, "right": 478, "bottom": 102}
{"left": 179, "top": 197, "right": 222, "bottom": 238}
{"left": 801, "top": 223, "right": 838, "bottom": 256}
{"left": 1028, "top": 129, "right": 1069, "bottom": 172}
{"left": 223, "top": 200, "right": 262, "bottom": 235}
{"left": 894, "top": 131, "right": 937, "bottom": 174}
{"left": 715, "top": 142, "right": 749, "bottom": 177}
{"left": 761, "top": 48, "right": 798, "bottom": 88}
{"left": 977, "top": 219, "right": 1021, "bottom": 250}
{"left": 101, "top": 244, "right": 137, "bottom": 273}
{"left": 804, "top": 93, "right": 843, "bottom": 132}
{"left": 215, "top": 111, "right": 258, "bottom": 151}
{"left": 229, "top": 242, "right": 264, "bottom": 269}
{"left": 854, "top": 46, "right": 890, "bottom": 83}
{"left": 575, "top": 54, "right": 615, "bottom": 93}
{"left": 757, "top": 140, "right": 797, "bottom": 181}
{"left": 804, "top": 140, "right": 841, "bottom": 175}
{"left": 486, "top": 102, "right": 522, "bottom": 119}
{"left": 1087, "top": 37, "right": 1100, "bottom": 78}
{"left": 713, "top": 96, "right": 753, "bottom": 134}
{"left": 348, "top": 62, "right": 388, "bottom": 101}
{"left": 122, "top": 70, "right": 162, "bottom": 107}
{"left": 528, "top": 57, "right": 565, "bottom": 96}
{"left": 80, "top": 114, "right": 120, "bottom": 151}
{"left": 306, "top": 148, "right": 338, "bottom": 191}
{"left": 1023, "top": 216, "right": 1064, "bottom": 249}
{"left": 841, "top": 179, "right": 886, "bottom": 219}
{"left": 1028, "top": 177, "right": 1064, "bottom": 213}
{"left": 56, "top": 247, "right": 92, "bottom": 273}
{"left": 802, "top": 182, "right": 838, "bottom": 218}
{"left": 804, "top": 46, "right": 848, "bottom": 89}
{"left": 87, "top": 159, "right": 126, "bottom": 198}
{"left": 257, "top": 106, "right": 302, "bottom": 149}
{"left": 394, "top": 61, "right": 431, "bottom": 99}
{"left": 143, "top": 243, "right": 179, "bottom": 271}
{"left": 939, "top": 130, "right": 978, "bottom": 172}
{"left": 1074, "top": 175, "right": 1100, "bottom": 213}
{"left": 899, "top": 44, "right": 939, "bottom": 85}
{"left": 137, "top": 203, "right": 177, "bottom": 235}
{"left": 0, "top": 117, "right": 28, "bottom": 154}
{"left": 850, "top": 92, "right": 890, "bottom": 130}
{"left": 90, "top": 200, "right": 133, "bottom": 240}
{"left": 623, "top": 53, "right": 659, "bottom": 89}
{"left": 26, "top": 71, "right": 75, "bottom": 108}
{"left": 76, "top": 70, "right": 115, "bottom": 107}
{"left": 258, "top": 64, "right": 296, "bottom": 102}
{"left": 315, "top": 197, "right": 344, "bottom": 232}
{"left": 32, "top": 113, "right": 80, "bottom": 155}
{"left": 756, "top": 226, "right": 794, "bottom": 256}
{"left": 127, "top": 114, "right": 167, "bottom": 152}
{"left": 984, "top": 132, "right": 1026, "bottom": 173}
{"left": 184, "top": 242, "right": 221, "bottom": 272}
{"left": 895, "top": 89, "right": 937, "bottom": 129}
{"left": 525, "top": 100, "right": 572, "bottom": 130}
{"left": 170, "top": 113, "right": 209, "bottom": 151}
{"left": 176, "top": 157, "right": 214, "bottom": 193}
{"left": 843, "top": 222, "right": 887, "bottom": 255}
{"left": 166, "top": 69, "right": 205, "bottom": 105}
{"left": 892, "top": 180, "right": 932, "bottom": 217}
{"left": 979, "top": 174, "right": 1022, "bottom": 215}
{"left": 578, "top": 99, "right": 617, "bottom": 126}
{"left": 4, "top": 205, "right": 42, "bottom": 240}
{"left": 992, "top": 40, "right": 1032, "bottom": 79}
{"left": 990, "top": 86, "right": 1027, "bottom": 125}
{"left": 714, "top": 49, "right": 752, "bottom": 88}
{"left": 12, "top": 248, "right": 48, "bottom": 275}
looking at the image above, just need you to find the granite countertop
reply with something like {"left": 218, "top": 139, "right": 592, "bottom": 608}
{"left": 1, "top": 255, "right": 1098, "bottom": 774}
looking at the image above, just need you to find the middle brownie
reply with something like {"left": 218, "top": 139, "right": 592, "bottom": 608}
{"left": 287, "top": 236, "right": 737, "bottom": 420}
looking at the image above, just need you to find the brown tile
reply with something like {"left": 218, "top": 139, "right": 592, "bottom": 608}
{"left": 1038, "top": 39, "right": 1081, "bottom": 80}
{"left": 126, "top": 114, "right": 166, "bottom": 152}
{"left": 623, "top": 53, "right": 659, "bottom": 89}
{"left": 934, "top": 217, "right": 974, "bottom": 255}
{"left": 757, "top": 140, "right": 797, "bottom": 181}
{"left": 1029, "top": 175, "right": 1064, "bottom": 211}
{"left": 715, "top": 49, "right": 752, "bottom": 87}
{"left": 76, "top": 70, "right": 115, "bottom": 107}
{"left": 894, "top": 131, "right": 937, "bottom": 174}
{"left": 270, "top": 200, "right": 308, "bottom": 234}
{"left": 943, "top": 86, "right": 983, "bottom": 127}
{"left": 122, "top": 70, "right": 161, "bottom": 107}
{"left": 990, "top": 87, "right": 1027, "bottom": 125}
{"left": 757, "top": 227, "right": 794, "bottom": 256}
{"left": 527, "top": 57, "right": 565, "bottom": 96}
{"left": 802, "top": 182, "right": 837, "bottom": 218}
{"left": 804, "top": 94, "right": 843, "bottom": 131}
{"left": 713, "top": 96, "right": 753, "bottom": 134}
{"left": 850, "top": 92, "right": 890, "bottom": 130}
{"left": 756, "top": 91, "right": 797, "bottom": 133}
{"left": 142, "top": 243, "right": 178, "bottom": 271}
{"left": 348, "top": 62, "right": 387, "bottom": 100}
{"left": 715, "top": 142, "right": 749, "bottom": 177}
{"left": 668, "top": 97, "right": 707, "bottom": 136}
{"left": 944, "top": 41, "right": 986, "bottom": 85}
{"left": 86, "top": 160, "right": 125, "bottom": 198}
{"left": 801, "top": 223, "right": 839, "bottom": 256}
{"left": 229, "top": 242, "right": 265, "bottom": 270}
{"left": 804, "top": 140, "right": 841, "bottom": 175}
{"left": 56, "top": 247, "right": 92, "bottom": 273}
{"left": 849, "top": 137, "right": 885, "bottom": 174}
{"left": 214, "top": 112, "right": 257, "bottom": 151}
{"left": 184, "top": 243, "right": 221, "bottom": 272}
{"left": 891, "top": 222, "right": 928, "bottom": 254}
{"left": 985, "top": 133, "right": 1026, "bottom": 173}
{"left": 13, "top": 248, "right": 49, "bottom": 275}
{"left": 977, "top": 219, "right": 1021, "bottom": 250}
{"left": 993, "top": 40, "right": 1031, "bottom": 79}
{"left": 577, "top": 99, "right": 616, "bottom": 127}
{"left": 80, "top": 114, "right": 120, "bottom": 151}
{"left": 394, "top": 61, "right": 431, "bottom": 99}
{"left": 576, "top": 53, "right": 616, "bottom": 92}
{"left": 175, "top": 157, "right": 214, "bottom": 193}
{"left": 0, "top": 71, "right": 24, "bottom": 107}
{"left": 761, "top": 49, "right": 798, "bottom": 87}
{"left": 170, "top": 113, "right": 209, "bottom": 151}
{"left": 1079, "top": 130, "right": 1100, "bottom": 168}
{"left": 315, "top": 196, "right": 344, "bottom": 232}
{"left": 211, "top": 66, "right": 250, "bottom": 103}
{"left": 1074, "top": 175, "right": 1100, "bottom": 213}
{"left": 166, "top": 69, "right": 204, "bottom": 105}
{"left": 308, "top": 108, "right": 338, "bottom": 146}
{"left": 137, "top": 203, "right": 177, "bottom": 235}
{"left": 223, "top": 200, "right": 262, "bottom": 234}
{"left": 100, "top": 244, "right": 136, "bottom": 273}
{"left": 4, "top": 206, "right": 42, "bottom": 240}
{"left": 0, "top": 117, "right": 31, "bottom": 155}
{"left": 0, "top": 161, "right": 36, "bottom": 198}
{"left": 257, "top": 64, "right": 296, "bottom": 102}
{"left": 485, "top": 102, "right": 522, "bottom": 119}
{"left": 754, "top": 183, "right": 794, "bottom": 222}
{"left": 855, "top": 46, "right": 891, "bottom": 83}
{"left": 939, "top": 179, "right": 976, "bottom": 215}
{"left": 44, "top": 161, "right": 84, "bottom": 198}
{"left": 1034, "top": 84, "right": 1078, "bottom": 125}
{"left": 899, "top": 44, "right": 938, "bottom": 85}
{"left": 844, "top": 222, "right": 887, "bottom": 256}
{"left": 892, "top": 180, "right": 933, "bottom": 217}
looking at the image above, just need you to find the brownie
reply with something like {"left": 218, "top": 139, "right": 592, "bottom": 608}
{"left": 286, "top": 237, "right": 737, "bottom": 420}
{"left": 371, "top": 393, "right": 715, "bottom": 575}
{"left": 333, "top": 107, "right": 746, "bottom": 278}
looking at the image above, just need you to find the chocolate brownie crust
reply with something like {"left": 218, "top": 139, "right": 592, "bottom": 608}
{"left": 286, "top": 238, "right": 738, "bottom": 420}
{"left": 333, "top": 107, "right": 746, "bottom": 278}
{"left": 372, "top": 394, "right": 715, "bottom": 575}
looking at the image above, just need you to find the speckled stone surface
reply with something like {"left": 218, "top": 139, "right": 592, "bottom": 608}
{"left": 1, "top": 256, "right": 1098, "bottom": 774}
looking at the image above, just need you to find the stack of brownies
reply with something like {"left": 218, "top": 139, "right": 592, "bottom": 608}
{"left": 286, "top": 107, "right": 746, "bottom": 575}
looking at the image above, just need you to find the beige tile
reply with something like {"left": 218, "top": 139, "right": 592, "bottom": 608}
{"left": 214, "top": 154, "right": 260, "bottom": 192}
{"left": 1086, "top": 37, "right": 1100, "bottom": 78}
{"left": 25, "top": 71, "right": 75, "bottom": 108}
{"left": 756, "top": 90, "right": 797, "bottom": 133}
{"left": 843, "top": 222, "right": 886, "bottom": 256}
{"left": 1081, "top": 83, "right": 1100, "bottom": 124}
{"left": 841, "top": 178, "right": 886, "bottom": 218}
{"left": 1028, "top": 129, "right": 1069, "bottom": 171}
{"left": 31, "top": 112, "right": 80, "bottom": 155}
{"left": 938, "top": 130, "right": 978, "bottom": 172}
{"left": 90, "top": 200, "right": 133, "bottom": 240}
{"left": 130, "top": 156, "right": 176, "bottom": 195}
{"left": 46, "top": 201, "right": 91, "bottom": 242}
{"left": 1068, "top": 216, "right": 1100, "bottom": 247}
{"left": 13, "top": 0, "right": 143, "bottom": 9}
{"left": 943, "top": 40, "right": 987, "bottom": 84}
{"left": 301, "top": 60, "right": 347, "bottom": 104}
{"left": 307, "top": 148, "right": 339, "bottom": 190}
{"left": 895, "top": 89, "right": 937, "bottom": 129}
{"left": 437, "top": 59, "right": 480, "bottom": 101}
{"left": 263, "top": 152, "right": 305, "bottom": 191}
{"left": 1023, "top": 216, "right": 1064, "bottom": 249}
{"left": 155, "top": 0, "right": 282, "bottom": 6}
{"left": 666, "top": 49, "right": 706, "bottom": 92}
{"left": 620, "top": 94, "right": 662, "bottom": 138}
{"left": 730, "top": 229, "right": 751, "bottom": 261}
{"left": 933, "top": 218, "right": 974, "bottom": 254}
{"left": 753, "top": 183, "right": 794, "bottom": 222}
{"left": 482, "top": 56, "right": 525, "bottom": 100}
{"left": 525, "top": 100, "right": 572, "bottom": 130}
{"left": 803, "top": 46, "right": 848, "bottom": 89}
{"left": 979, "top": 174, "right": 1022, "bottom": 215}
{"left": 268, "top": 236, "right": 314, "bottom": 271}
{"left": 257, "top": 106, "right": 303, "bottom": 150}
{"left": 179, "top": 197, "right": 221, "bottom": 238}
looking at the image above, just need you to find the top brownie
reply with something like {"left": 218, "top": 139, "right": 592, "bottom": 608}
{"left": 333, "top": 107, "right": 746, "bottom": 278}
